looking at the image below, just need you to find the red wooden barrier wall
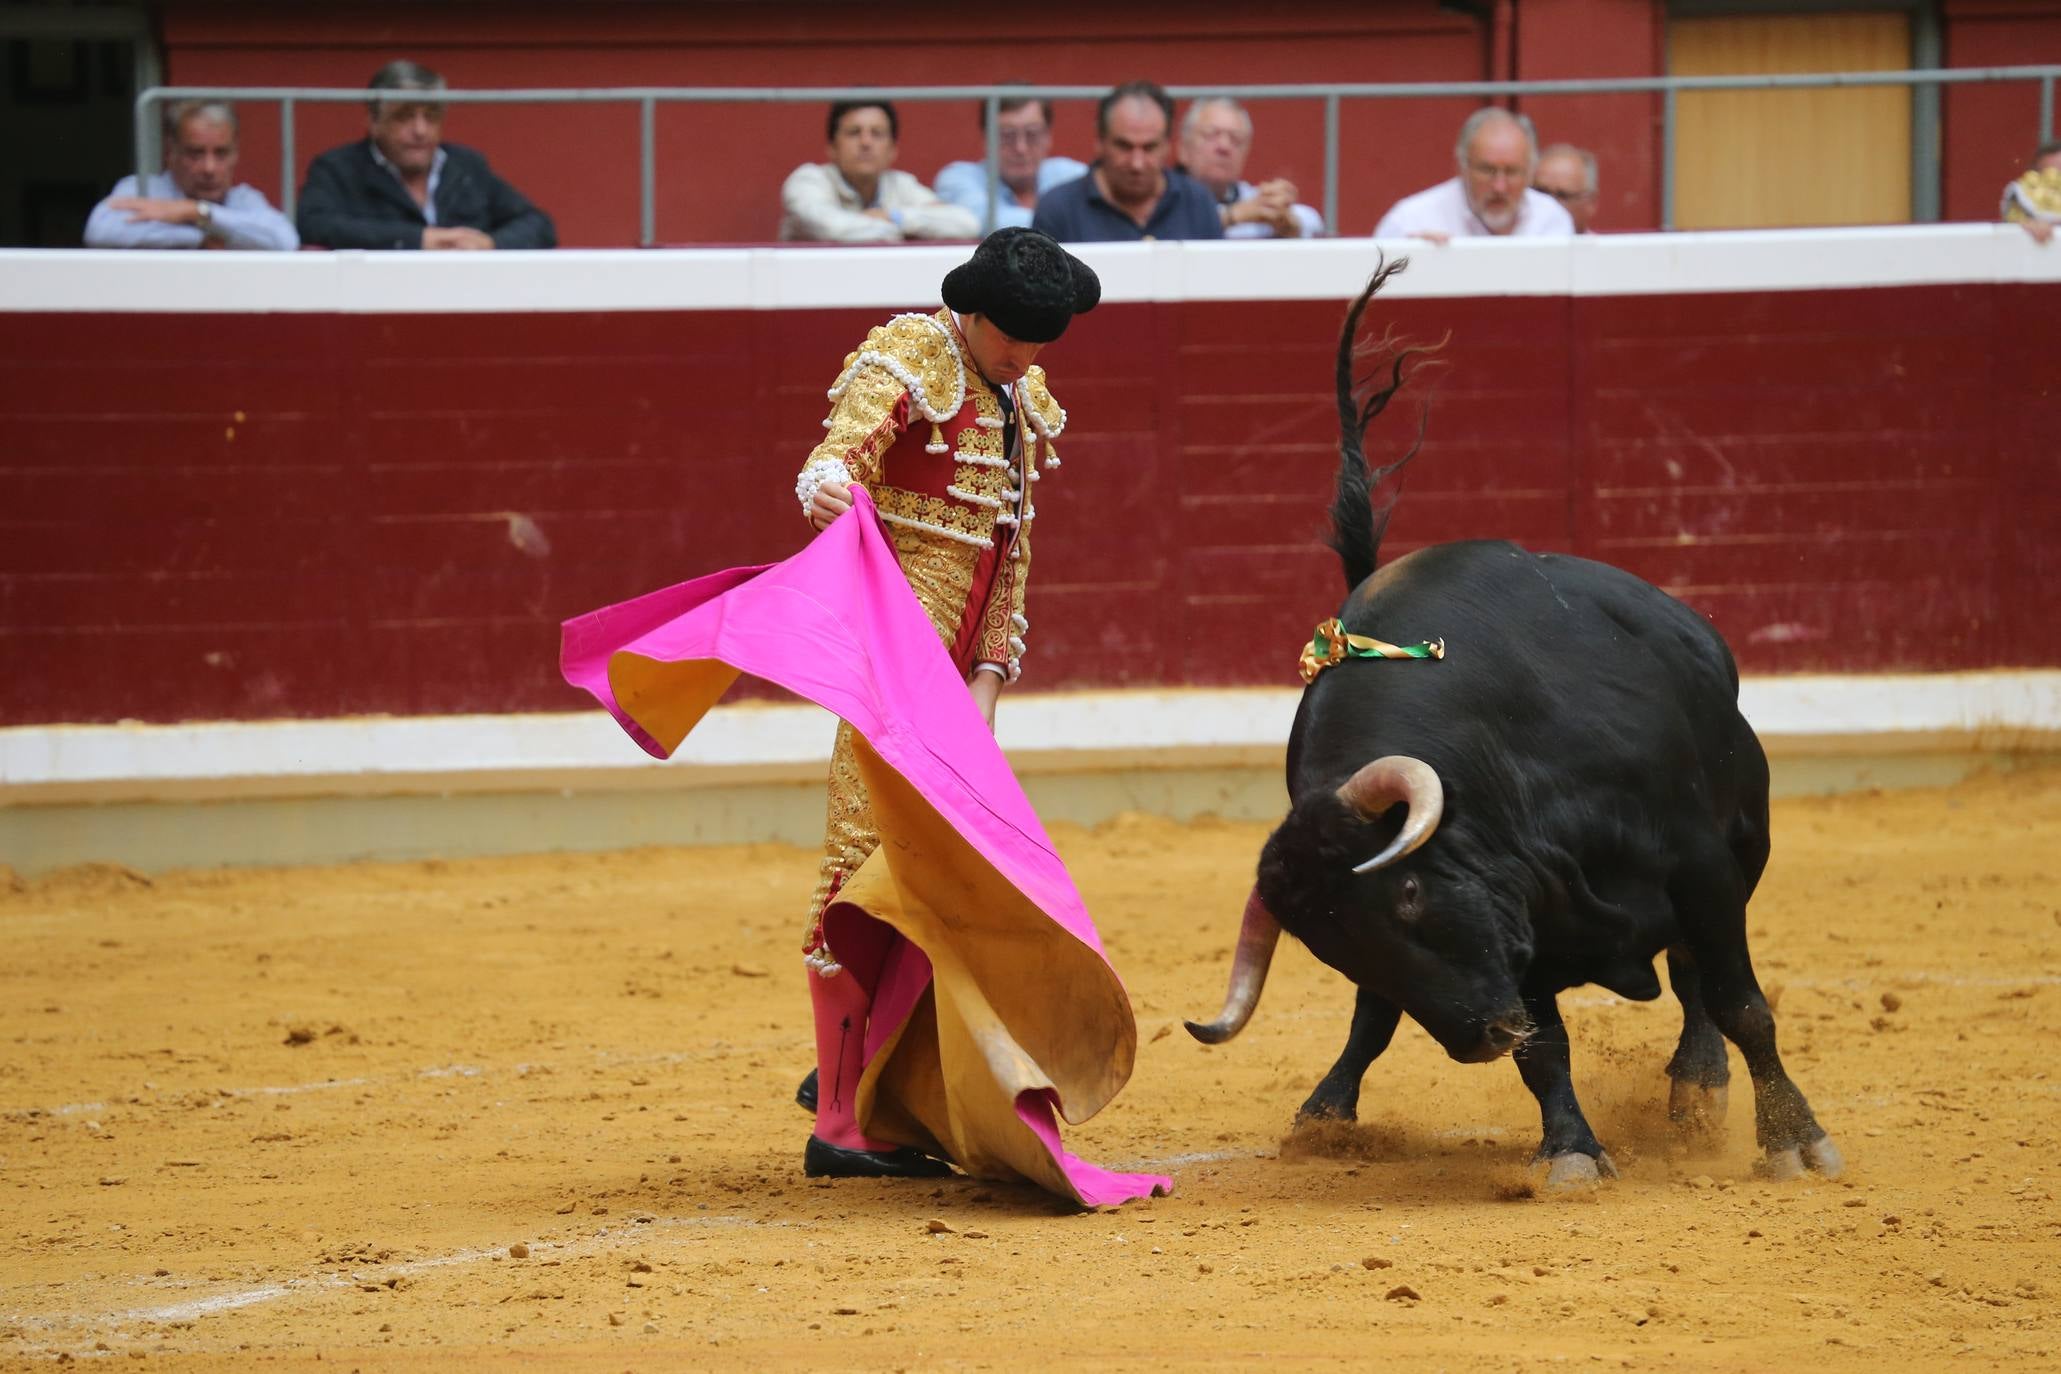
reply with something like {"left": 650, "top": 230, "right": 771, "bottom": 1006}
{"left": 4, "top": 273, "right": 2056, "bottom": 726}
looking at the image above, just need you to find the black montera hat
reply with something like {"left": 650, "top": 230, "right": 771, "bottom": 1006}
{"left": 940, "top": 228, "right": 1101, "bottom": 344}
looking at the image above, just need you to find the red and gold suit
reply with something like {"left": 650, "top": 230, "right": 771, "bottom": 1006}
{"left": 792, "top": 308, "right": 1067, "bottom": 951}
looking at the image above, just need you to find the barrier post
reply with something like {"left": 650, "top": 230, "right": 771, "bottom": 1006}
{"left": 1661, "top": 84, "right": 1677, "bottom": 231}
{"left": 133, "top": 89, "right": 157, "bottom": 192}
{"left": 640, "top": 96, "right": 657, "bottom": 247}
{"left": 281, "top": 97, "right": 296, "bottom": 220}
{"left": 983, "top": 93, "right": 1002, "bottom": 236}
{"left": 1323, "top": 93, "right": 1341, "bottom": 236}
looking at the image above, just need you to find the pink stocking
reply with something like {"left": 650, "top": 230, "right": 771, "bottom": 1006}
{"left": 807, "top": 960, "right": 901, "bottom": 1153}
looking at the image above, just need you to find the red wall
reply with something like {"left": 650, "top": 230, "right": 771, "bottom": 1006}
{"left": 1512, "top": 0, "right": 1666, "bottom": 233}
{"left": 4, "top": 280, "right": 2056, "bottom": 726}
{"left": 160, "top": 0, "right": 1483, "bottom": 247}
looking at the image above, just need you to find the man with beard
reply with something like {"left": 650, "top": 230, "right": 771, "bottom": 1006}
{"left": 1031, "top": 81, "right": 1222, "bottom": 242}
{"left": 1374, "top": 107, "right": 1572, "bottom": 243}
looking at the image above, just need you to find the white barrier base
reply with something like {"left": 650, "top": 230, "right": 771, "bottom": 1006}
{"left": 3, "top": 674, "right": 2056, "bottom": 875}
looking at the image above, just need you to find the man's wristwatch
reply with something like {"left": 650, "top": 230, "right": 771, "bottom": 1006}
{"left": 194, "top": 200, "right": 215, "bottom": 234}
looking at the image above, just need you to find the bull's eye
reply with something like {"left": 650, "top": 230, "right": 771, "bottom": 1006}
{"left": 1395, "top": 874, "right": 1424, "bottom": 921}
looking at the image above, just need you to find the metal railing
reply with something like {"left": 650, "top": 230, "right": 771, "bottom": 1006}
{"left": 137, "top": 68, "right": 2061, "bottom": 244}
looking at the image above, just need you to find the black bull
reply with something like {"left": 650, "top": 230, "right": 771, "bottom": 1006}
{"left": 1187, "top": 262, "right": 1843, "bottom": 1185}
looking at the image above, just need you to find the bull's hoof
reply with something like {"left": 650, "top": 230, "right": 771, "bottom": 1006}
{"left": 1667, "top": 1079, "right": 1729, "bottom": 1140}
{"left": 1756, "top": 1134, "right": 1845, "bottom": 1182}
{"left": 1541, "top": 1150, "right": 1619, "bottom": 1190}
{"left": 1294, "top": 1086, "right": 1359, "bottom": 1125}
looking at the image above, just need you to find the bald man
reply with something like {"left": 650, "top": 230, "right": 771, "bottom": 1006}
{"left": 1374, "top": 107, "right": 1572, "bottom": 243}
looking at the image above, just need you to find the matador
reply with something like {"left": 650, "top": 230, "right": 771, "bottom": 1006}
{"left": 791, "top": 228, "right": 1100, "bottom": 1178}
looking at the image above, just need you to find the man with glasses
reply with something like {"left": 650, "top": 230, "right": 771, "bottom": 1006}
{"left": 1534, "top": 143, "right": 1600, "bottom": 234}
{"left": 933, "top": 95, "right": 1087, "bottom": 232}
{"left": 1179, "top": 96, "right": 1323, "bottom": 239}
{"left": 1373, "top": 107, "right": 1572, "bottom": 243}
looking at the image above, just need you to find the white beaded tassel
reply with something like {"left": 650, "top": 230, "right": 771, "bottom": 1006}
{"left": 1024, "top": 383, "right": 1066, "bottom": 470}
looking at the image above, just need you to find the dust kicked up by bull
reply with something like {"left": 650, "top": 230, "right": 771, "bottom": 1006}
{"left": 1187, "top": 259, "right": 1845, "bottom": 1189}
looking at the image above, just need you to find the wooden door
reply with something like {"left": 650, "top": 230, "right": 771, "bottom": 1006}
{"left": 1670, "top": 13, "right": 1913, "bottom": 228}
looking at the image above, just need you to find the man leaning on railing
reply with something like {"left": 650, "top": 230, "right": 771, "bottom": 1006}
{"left": 85, "top": 100, "right": 297, "bottom": 251}
{"left": 296, "top": 60, "right": 557, "bottom": 251}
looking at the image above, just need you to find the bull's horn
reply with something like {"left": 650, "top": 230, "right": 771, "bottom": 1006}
{"left": 1342, "top": 755, "right": 1445, "bottom": 873}
{"left": 1184, "top": 886, "right": 1282, "bottom": 1045}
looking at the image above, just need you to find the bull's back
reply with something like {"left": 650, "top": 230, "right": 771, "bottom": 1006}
{"left": 1294, "top": 541, "right": 1754, "bottom": 806}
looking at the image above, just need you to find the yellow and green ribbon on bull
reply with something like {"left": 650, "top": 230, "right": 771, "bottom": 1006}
{"left": 1298, "top": 617, "right": 1445, "bottom": 684}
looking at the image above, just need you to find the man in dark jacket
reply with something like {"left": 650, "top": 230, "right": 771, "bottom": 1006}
{"left": 297, "top": 59, "right": 555, "bottom": 251}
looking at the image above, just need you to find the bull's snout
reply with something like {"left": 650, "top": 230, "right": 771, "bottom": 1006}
{"left": 1485, "top": 1018, "right": 1529, "bottom": 1053}
{"left": 1450, "top": 1013, "right": 1533, "bottom": 1063}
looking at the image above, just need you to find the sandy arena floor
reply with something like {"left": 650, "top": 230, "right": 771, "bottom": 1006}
{"left": 3, "top": 764, "right": 2058, "bottom": 1371}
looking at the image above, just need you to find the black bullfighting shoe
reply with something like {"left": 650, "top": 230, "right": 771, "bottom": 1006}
{"left": 796, "top": 1067, "right": 818, "bottom": 1113}
{"left": 804, "top": 1136, "right": 952, "bottom": 1179}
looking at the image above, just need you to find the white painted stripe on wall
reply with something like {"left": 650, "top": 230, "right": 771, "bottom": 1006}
{"left": 2, "top": 224, "right": 2054, "bottom": 315}
{"left": 2, "top": 672, "right": 2054, "bottom": 804}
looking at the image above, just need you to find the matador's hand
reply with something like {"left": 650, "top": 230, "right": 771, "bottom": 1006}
{"left": 809, "top": 479, "right": 855, "bottom": 531}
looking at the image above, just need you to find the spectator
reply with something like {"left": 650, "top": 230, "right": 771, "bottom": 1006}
{"left": 1179, "top": 96, "right": 1323, "bottom": 239}
{"left": 297, "top": 60, "right": 556, "bottom": 251}
{"left": 1031, "top": 81, "right": 1223, "bottom": 243}
{"left": 1533, "top": 142, "right": 1600, "bottom": 234}
{"left": 780, "top": 100, "right": 980, "bottom": 243}
{"left": 2001, "top": 141, "right": 2061, "bottom": 245}
{"left": 933, "top": 93, "right": 1089, "bottom": 232}
{"left": 84, "top": 101, "right": 297, "bottom": 251}
{"left": 1374, "top": 107, "right": 1573, "bottom": 242}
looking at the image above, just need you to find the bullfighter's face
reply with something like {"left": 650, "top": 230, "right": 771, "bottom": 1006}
{"left": 1260, "top": 796, "right": 1533, "bottom": 1062}
{"left": 960, "top": 313, "right": 1044, "bottom": 386}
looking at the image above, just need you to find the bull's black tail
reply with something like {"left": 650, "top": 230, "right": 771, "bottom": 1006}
{"left": 1329, "top": 257, "right": 1445, "bottom": 592}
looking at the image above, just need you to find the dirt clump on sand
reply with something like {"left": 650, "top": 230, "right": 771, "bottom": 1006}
{"left": 2, "top": 766, "right": 2058, "bottom": 1369}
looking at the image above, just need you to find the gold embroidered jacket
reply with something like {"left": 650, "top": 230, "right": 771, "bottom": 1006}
{"left": 795, "top": 309, "right": 1066, "bottom": 678}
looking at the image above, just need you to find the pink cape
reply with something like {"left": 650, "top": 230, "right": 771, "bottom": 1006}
{"left": 559, "top": 488, "right": 1169, "bottom": 1207}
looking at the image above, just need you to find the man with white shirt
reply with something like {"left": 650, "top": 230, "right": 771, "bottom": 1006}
{"left": 1374, "top": 107, "right": 1573, "bottom": 243}
{"left": 780, "top": 100, "right": 980, "bottom": 243}
{"left": 932, "top": 95, "right": 1088, "bottom": 232}
{"left": 84, "top": 101, "right": 297, "bottom": 251}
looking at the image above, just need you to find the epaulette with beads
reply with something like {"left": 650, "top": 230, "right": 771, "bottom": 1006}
{"left": 824, "top": 312, "right": 968, "bottom": 455}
